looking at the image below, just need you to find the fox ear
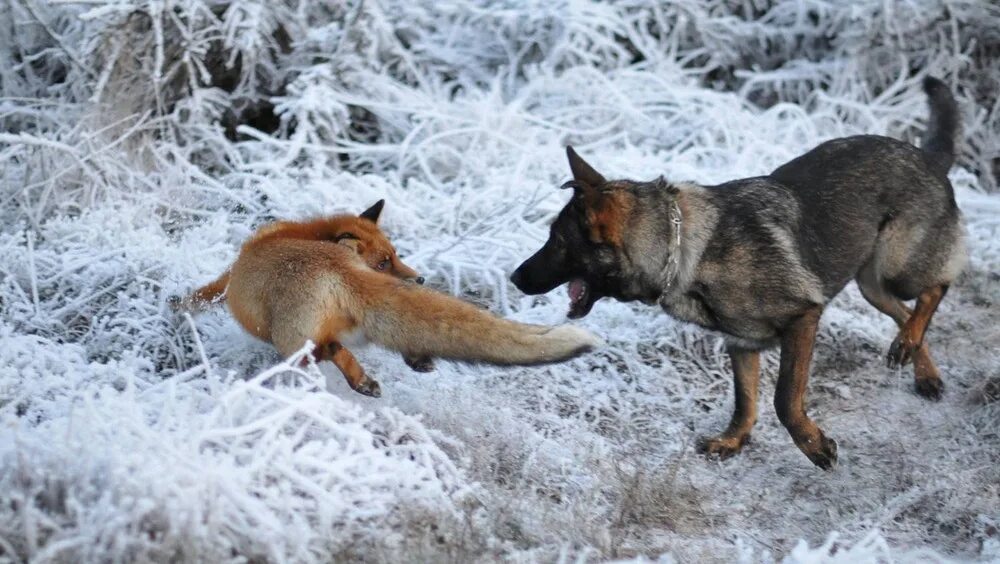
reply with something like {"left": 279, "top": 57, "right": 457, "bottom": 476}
{"left": 566, "top": 146, "right": 606, "bottom": 188}
{"left": 359, "top": 199, "right": 385, "bottom": 223}
{"left": 334, "top": 232, "right": 361, "bottom": 251}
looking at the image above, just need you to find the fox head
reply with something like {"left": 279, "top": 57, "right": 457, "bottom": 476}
{"left": 329, "top": 200, "right": 424, "bottom": 283}
{"left": 253, "top": 200, "right": 424, "bottom": 283}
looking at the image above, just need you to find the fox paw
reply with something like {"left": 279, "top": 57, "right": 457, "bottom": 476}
{"left": 887, "top": 335, "right": 918, "bottom": 368}
{"left": 915, "top": 377, "right": 944, "bottom": 400}
{"left": 697, "top": 434, "right": 749, "bottom": 459}
{"left": 404, "top": 355, "right": 435, "bottom": 373}
{"left": 167, "top": 295, "right": 187, "bottom": 313}
{"left": 801, "top": 434, "right": 838, "bottom": 471}
{"left": 354, "top": 378, "right": 382, "bottom": 398}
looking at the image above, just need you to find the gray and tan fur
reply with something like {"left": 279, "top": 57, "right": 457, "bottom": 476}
{"left": 511, "top": 77, "right": 966, "bottom": 469}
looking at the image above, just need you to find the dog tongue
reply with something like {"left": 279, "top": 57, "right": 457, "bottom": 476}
{"left": 568, "top": 279, "right": 586, "bottom": 302}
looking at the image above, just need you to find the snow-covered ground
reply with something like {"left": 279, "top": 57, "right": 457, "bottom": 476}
{"left": 1, "top": 1, "right": 998, "bottom": 562}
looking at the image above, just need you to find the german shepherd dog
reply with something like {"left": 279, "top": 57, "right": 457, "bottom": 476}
{"left": 511, "top": 77, "right": 966, "bottom": 469}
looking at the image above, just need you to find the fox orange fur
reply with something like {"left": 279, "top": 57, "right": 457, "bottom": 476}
{"left": 174, "top": 200, "right": 442, "bottom": 372}
{"left": 175, "top": 201, "right": 602, "bottom": 397}
{"left": 177, "top": 200, "right": 421, "bottom": 312}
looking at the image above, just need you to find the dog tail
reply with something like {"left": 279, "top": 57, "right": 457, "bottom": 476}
{"left": 360, "top": 278, "right": 604, "bottom": 366}
{"left": 921, "top": 76, "right": 960, "bottom": 175}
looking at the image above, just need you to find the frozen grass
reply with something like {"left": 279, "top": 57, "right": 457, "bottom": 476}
{"left": 1, "top": 1, "right": 999, "bottom": 562}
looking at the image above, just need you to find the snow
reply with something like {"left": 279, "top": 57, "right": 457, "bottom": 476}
{"left": 1, "top": 0, "right": 998, "bottom": 562}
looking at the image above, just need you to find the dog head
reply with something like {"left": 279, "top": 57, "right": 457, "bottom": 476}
{"left": 511, "top": 147, "right": 676, "bottom": 318}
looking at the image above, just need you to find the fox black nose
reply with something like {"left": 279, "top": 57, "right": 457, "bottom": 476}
{"left": 415, "top": 276, "right": 425, "bottom": 285}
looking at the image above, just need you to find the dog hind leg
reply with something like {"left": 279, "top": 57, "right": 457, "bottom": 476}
{"left": 886, "top": 285, "right": 947, "bottom": 366}
{"left": 856, "top": 266, "right": 945, "bottom": 399}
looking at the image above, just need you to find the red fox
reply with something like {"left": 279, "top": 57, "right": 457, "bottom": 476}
{"left": 173, "top": 201, "right": 442, "bottom": 371}
{"left": 175, "top": 200, "right": 422, "bottom": 312}
{"left": 176, "top": 201, "right": 603, "bottom": 397}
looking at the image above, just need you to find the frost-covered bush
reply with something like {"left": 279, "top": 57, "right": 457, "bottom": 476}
{"left": 1, "top": 0, "right": 998, "bottom": 562}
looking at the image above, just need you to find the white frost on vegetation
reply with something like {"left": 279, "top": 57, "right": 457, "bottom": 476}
{"left": 1, "top": 0, "right": 998, "bottom": 562}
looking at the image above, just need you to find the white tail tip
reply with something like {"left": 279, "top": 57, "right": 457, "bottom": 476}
{"left": 549, "top": 324, "right": 605, "bottom": 349}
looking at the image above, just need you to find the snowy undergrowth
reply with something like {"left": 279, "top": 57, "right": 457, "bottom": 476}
{"left": 1, "top": 1, "right": 998, "bottom": 562}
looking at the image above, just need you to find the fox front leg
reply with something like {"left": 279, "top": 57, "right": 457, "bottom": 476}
{"left": 317, "top": 341, "right": 381, "bottom": 398}
{"left": 403, "top": 354, "right": 435, "bottom": 372}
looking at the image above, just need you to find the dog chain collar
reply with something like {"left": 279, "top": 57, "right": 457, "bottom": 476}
{"left": 661, "top": 198, "right": 683, "bottom": 289}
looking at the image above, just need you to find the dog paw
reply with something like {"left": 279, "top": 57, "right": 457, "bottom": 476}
{"left": 404, "top": 355, "right": 436, "bottom": 373}
{"left": 915, "top": 377, "right": 944, "bottom": 401}
{"left": 697, "top": 435, "right": 749, "bottom": 459}
{"left": 886, "top": 335, "right": 917, "bottom": 368}
{"left": 803, "top": 434, "right": 838, "bottom": 471}
{"left": 354, "top": 378, "right": 382, "bottom": 398}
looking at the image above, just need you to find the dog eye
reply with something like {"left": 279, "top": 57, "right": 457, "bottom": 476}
{"left": 376, "top": 260, "right": 389, "bottom": 271}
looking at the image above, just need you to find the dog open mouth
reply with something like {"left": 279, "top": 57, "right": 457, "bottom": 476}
{"left": 567, "top": 278, "right": 598, "bottom": 319}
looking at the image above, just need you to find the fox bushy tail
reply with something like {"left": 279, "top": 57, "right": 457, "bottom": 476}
{"left": 361, "top": 283, "right": 603, "bottom": 366}
{"left": 171, "top": 271, "right": 230, "bottom": 313}
{"left": 921, "top": 76, "right": 960, "bottom": 175}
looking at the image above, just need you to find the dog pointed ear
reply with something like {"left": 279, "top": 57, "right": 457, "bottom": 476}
{"left": 359, "top": 199, "right": 385, "bottom": 223}
{"left": 566, "top": 146, "right": 606, "bottom": 188}
{"left": 560, "top": 178, "right": 601, "bottom": 212}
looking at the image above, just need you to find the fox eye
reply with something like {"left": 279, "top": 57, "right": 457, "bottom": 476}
{"left": 376, "top": 260, "right": 389, "bottom": 271}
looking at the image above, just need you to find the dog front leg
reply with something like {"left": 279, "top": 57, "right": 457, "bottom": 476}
{"left": 775, "top": 307, "right": 837, "bottom": 470}
{"left": 317, "top": 341, "right": 381, "bottom": 398}
{"left": 699, "top": 347, "right": 760, "bottom": 458}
